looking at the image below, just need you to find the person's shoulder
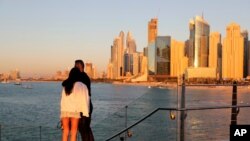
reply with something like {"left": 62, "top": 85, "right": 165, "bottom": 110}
{"left": 74, "top": 82, "right": 87, "bottom": 89}
{"left": 82, "top": 72, "right": 91, "bottom": 80}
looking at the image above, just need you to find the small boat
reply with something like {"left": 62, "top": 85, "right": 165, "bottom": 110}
{"left": 148, "top": 86, "right": 151, "bottom": 88}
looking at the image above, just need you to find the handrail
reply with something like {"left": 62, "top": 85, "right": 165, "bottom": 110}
{"left": 105, "top": 105, "right": 250, "bottom": 141}
{"left": 179, "top": 84, "right": 250, "bottom": 87}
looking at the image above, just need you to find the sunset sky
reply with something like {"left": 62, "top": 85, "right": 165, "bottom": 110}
{"left": 0, "top": 0, "right": 249, "bottom": 77}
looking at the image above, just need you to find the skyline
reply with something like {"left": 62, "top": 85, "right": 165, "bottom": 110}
{"left": 1, "top": 0, "right": 250, "bottom": 77}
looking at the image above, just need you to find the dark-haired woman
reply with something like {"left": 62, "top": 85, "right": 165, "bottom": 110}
{"left": 60, "top": 68, "right": 90, "bottom": 141}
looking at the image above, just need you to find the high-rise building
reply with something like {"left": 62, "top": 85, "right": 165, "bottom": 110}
{"left": 124, "top": 52, "right": 133, "bottom": 76}
{"left": 184, "top": 40, "right": 189, "bottom": 57}
{"left": 123, "top": 31, "right": 139, "bottom": 76}
{"left": 222, "top": 23, "right": 244, "bottom": 80}
{"left": 110, "top": 31, "right": 125, "bottom": 79}
{"left": 209, "top": 32, "right": 222, "bottom": 79}
{"left": 132, "top": 52, "right": 139, "bottom": 76}
{"left": 248, "top": 41, "right": 250, "bottom": 76}
{"left": 85, "top": 63, "right": 93, "bottom": 78}
{"left": 148, "top": 42, "right": 156, "bottom": 75}
{"left": 9, "top": 69, "right": 21, "bottom": 80}
{"left": 118, "top": 31, "right": 125, "bottom": 78}
{"left": 107, "top": 60, "right": 114, "bottom": 79}
{"left": 126, "top": 32, "right": 136, "bottom": 54}
{"left": 188, "top": 16, "right": 210, "bottom": 67}
{"left": 148, "top": 18, "right": 158, "bottom": 44}
{"left": 143, "top": 47, "right": 148, "bottom": 57}
{"left": 111, "top": 39, "right": 118, "bottom": 78}
{"left": 241, "top": 30, "right": 249, "bottom": 78}
{"left": 138, "top": 52, "right": 144, "bottom": 74}
{"left": 170, "top": 39, "right": 188, "bottom": 77}
{"left": 147, "top": 36, "right": 171, "bottom": 75}
{"left": 156, "top": 36, "right": 171, "bottom": 75}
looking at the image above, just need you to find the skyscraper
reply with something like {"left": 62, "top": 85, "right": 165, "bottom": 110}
{"left": 209, "top": 32, "right": 222, "bottom": 79}
{"left": 241, "top": 30, "right": 249, "bottom": 78}
{"left": 189, "top": 16, "right": 210, "bottom": 68}
{"left": 248, "top": 41, "right": 250, "bottom": 76}
{"left": 123, "top": 31, "right": 138, "bottom": 76}
{"left": 148, "top": 18, "right": 158, "bottom": 44}
{"left": 110, "top": 31, "right": 125, "bottom": 79}
{"left": 112, "top": 39, "right": 118, "bottom": 78}
{"left": 126, "top": 32, "right": 136, "bottom": 54}
{"left": 132, "top": 52, "right": 139, "bottom": 76}
{"left": 143, "top": 47, "right": 148, "bottom": 57}
{"left": 85, "top": 63, "right": 93, "bottom": 78}
{"left": 107, "top": 59, "right": 114, "bottom": 79}
{"left": 118, "top": 31, "right": 125, "bottom": 78}
{"left": 170, "top": 39, "right": 188, "bottom": 77}
{"left": 148, "top": 42, "right": 156, "bottom": 75}
{"left": 124, "top": 51, "right": 133, "bottom": 76}
{"left": 222, "top": 23, "right": 244, "bottom": 80}
{"left": 156, "top": 36, "right": 171, "bottom": 75}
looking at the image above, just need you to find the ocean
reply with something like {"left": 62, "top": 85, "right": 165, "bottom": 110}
{"left": 0, "top": 82, "right": 250, "bottom": 141}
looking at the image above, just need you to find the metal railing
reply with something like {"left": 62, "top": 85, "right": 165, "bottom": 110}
{"left": 105, "top": 78, "right": 250, "bottom": 141}
{"left": 105, "top": 105, "right": 250, "bottom": 141}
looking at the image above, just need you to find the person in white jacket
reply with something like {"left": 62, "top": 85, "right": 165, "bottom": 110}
{"left": 60, "top": 68, "right": 89, "bottom": 141}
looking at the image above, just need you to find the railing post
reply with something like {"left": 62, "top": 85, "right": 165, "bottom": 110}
{"left": 39, "top": 126, "right": 42, "bottom": 141}
{"left": 180, "top": 74, "right": 186, "bottom": 141}
{"left": 124, "top": 105, "right": 128, "bottom": 141}
{"left": 231, "top": 81, "right": 238, "bottom": 125}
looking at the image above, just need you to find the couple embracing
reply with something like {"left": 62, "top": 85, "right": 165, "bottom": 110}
{"left": 60, "top": 60, "right": 94, "bottom": 141}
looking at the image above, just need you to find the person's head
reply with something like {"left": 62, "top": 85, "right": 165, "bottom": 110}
{"left": 75, "top": 60, "right": 84, "bottom": 72}
{"left": 62, "top": 67, "right": 81, "bottom": 95}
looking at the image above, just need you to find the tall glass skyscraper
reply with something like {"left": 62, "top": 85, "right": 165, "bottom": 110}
{"left": 156, "top": 36, "right": 171, "bottom": 75}
{"left": 124, "top": 52, "right": 133, "bottom": 76}
{"left": 189, "top": 16, "right": 210, "bottom": 68}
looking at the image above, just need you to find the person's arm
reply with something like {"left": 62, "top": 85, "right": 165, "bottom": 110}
{"left": 75, "top": 82, "right": 90, "bottom": 117}
{"left": 88, "top": 77, "right": 91, "bottom": 96}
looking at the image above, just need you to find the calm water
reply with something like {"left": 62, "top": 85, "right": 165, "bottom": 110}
{"left": 0, "top": 82, "right": 250, "bottom": 141}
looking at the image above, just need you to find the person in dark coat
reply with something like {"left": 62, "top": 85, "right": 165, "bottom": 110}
{"left": 74, "top": 60, "right": 94, "bottom": 141}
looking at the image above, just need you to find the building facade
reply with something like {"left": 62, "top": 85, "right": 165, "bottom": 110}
{"left": 110, "top": 31, "right": 125, "bottom": 79}
{"left": 148, "top": 42, "right": 156, "bottom": 75}
{"left": 241, "top": 30, "right": 249, "bottom": 78}
{"left": 209, "top": 32, "right": 222, "bottom": 79}
{"left": 222, "top": 23, "right": 244, "bottom": 80}
{"left": 148, "top": 18, "right": 158, "bottom": 44}
{"left": 85, "top": 63, "right": 93, "bottom": 78}
{"left": 249, "top": 41, "right": 250, "bottom": 76}
{"left": 189, "top": 16, "right": 210, "bottom": 68}
{"left": 170, "top": 39, "right": 188, "bottom": 77}
{"left": 156, "top": 36, "right": 171, "bottom": 75}
{"left": 126, "top": 32, "right": 136, "bottom": 54}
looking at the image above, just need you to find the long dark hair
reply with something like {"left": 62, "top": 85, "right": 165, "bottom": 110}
{"left": 62, "top": 67, "right": 81, "bottom": 95}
